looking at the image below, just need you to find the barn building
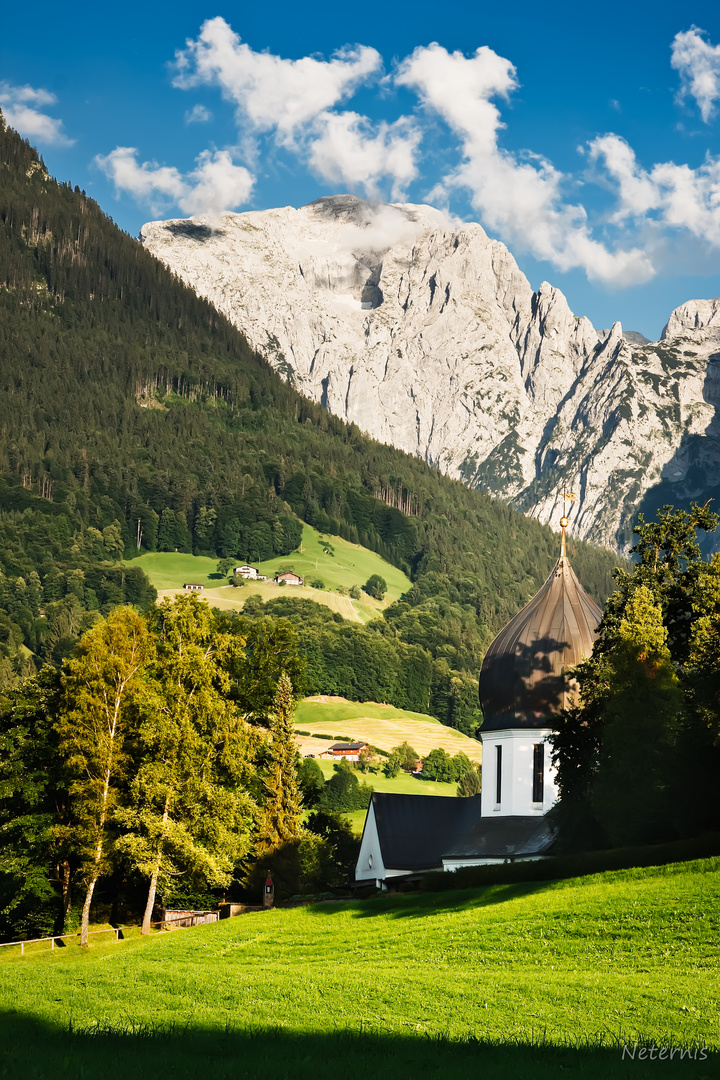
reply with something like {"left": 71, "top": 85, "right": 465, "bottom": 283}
{"left": 355, "top": 516, "right": 602, "bottom": 888}
{"left": 275, "top": 571, "right": 304, "bottom": 585}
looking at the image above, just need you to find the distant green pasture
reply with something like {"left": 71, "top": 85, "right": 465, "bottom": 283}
{"left": 126, "top": 523, "right": 411, "bottom": 624}
{"left": 296, "top": 698, "right": 482, "bottom": 762}
{"left": 315, "top": 757, "right": 458, "bottom": 797}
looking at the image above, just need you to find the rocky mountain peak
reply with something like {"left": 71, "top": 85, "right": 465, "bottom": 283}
{"left": 141, "top": 197, "right": 720, "bottom": 553}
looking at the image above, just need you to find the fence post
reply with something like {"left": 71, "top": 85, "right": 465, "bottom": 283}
{"left": 20, "top": 942, "right": 24, "bottom": 956}
{"left": 51, "top": 938, "right": 54, "bottom": 950}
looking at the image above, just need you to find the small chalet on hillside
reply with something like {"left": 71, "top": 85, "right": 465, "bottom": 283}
{"left": 275, "top": 571, "right": 303, "bottom": 585}
{"left": 234, "top": 564, "right": 259, "bottom": 579}
{"left": 328, "top": 741, "right": 368, "bottom": 762}
{"left": 183, "top": 583, "right": 204, "bottom": 592}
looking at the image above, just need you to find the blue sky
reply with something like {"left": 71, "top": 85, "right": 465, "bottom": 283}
{"left": 3, "top": 0, "right": 720, "bottom": 338}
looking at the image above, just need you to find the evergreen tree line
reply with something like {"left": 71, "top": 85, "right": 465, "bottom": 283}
{"left": 0, "top": 594, "right": 345, "bottom": 943}
{"left": 550, "top": 505, "right": 720, "bottom": 851}
{"left": 0, "top": 114, "right": 620, "bottom": 707}
{"left": 229, "top": 597, "right": 483, "bottom": 735}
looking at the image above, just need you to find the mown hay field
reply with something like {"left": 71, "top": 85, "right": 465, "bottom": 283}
{"left": 295, "top": 697, "right": 482, "bottom": 762}
{"left": 1, "top": 860, "right": 718, "bottom": 1079}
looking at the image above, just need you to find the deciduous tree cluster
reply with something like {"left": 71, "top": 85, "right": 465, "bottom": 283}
{"left": 0, "top": 595, "right": 317, "bottom": 943}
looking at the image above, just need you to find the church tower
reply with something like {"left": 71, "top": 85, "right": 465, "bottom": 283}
{"left": 477, "top": 513, "right": 602, "bottom": 818}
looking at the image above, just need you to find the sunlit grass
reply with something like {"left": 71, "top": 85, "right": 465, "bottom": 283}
{"left": 126, "top": 523, "right": 411, "bottom": 626}
{"left": 2, "top": 859, "right": 717, "bottom": 1069}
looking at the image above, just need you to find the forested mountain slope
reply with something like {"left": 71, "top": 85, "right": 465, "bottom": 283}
{"left": 0, "top": 115, "right": 620, "bottom": 727}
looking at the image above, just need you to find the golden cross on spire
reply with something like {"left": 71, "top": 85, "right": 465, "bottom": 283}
{"left": 559, "top": 491, "right": 577, "bottom": 558}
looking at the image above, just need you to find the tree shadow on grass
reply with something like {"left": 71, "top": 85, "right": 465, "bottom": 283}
{"left": 306, "top": 880, "right": 558, "bottom": 920}
{"left": 0, "top": 1013, "right": 712, "bottom": 1080}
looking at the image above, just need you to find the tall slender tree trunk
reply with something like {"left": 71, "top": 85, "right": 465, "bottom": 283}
{"left": 79, "top": 759, "right": 114, "bottom": 946}
{"left": 141, "top": 796, "right": 170, "bottom": 935}
{"left": 59, "top": 859, "right": 73, "bottom": 934}
{"left": 141, "top": 865, "right": 161, "bottom": 936}
{"left": 80, "top": 876, "right": 98, "bottom": 946}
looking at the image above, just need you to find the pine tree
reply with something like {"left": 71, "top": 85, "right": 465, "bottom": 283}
{"left": 258, "top": 673, "right": 302, "bottom": 852}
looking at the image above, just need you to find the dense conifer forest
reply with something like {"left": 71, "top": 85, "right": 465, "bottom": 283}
{"left": 0, "top": 113, "right": 620, "bottom": 723}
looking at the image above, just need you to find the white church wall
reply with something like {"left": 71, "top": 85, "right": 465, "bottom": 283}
{"left": 355, "top": 801, "right": 383, "bottom": 883}
{"left": 479, "top": 729, "right": 558, "bottom": 817}
{"left": 442, "top": 855, "right": 548, "bottom": 870}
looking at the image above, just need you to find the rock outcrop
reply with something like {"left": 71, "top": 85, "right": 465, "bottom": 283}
{"left": 141, "top": 196, "right": 720, "bottom": 551}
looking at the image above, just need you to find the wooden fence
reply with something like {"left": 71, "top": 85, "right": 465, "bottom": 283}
{"left": 0, "top": 911, "right": 222, "bottom": 956}
{"left": 0, "top": 926, "right": 123, "bottom": 955}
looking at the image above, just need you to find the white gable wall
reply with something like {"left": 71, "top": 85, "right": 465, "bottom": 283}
{"left": 355, "top": 802, "right": 416, "bottom": 885}
{"left": 479, "top": 729, "right": 557, "bottom": 817}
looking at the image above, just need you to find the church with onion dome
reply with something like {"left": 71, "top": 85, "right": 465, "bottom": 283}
{"left": 355, "top": 511, "right": 603, "bottom": 889}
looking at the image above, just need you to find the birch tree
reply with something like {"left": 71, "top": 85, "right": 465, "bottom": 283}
{"left": 57, "top": 608, "right": 153, "bottom": 945}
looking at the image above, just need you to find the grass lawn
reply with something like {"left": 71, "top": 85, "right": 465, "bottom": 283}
{"left": 315, "top": 757, "right": 458, "bottom": 796}
{"left": 126, "top": 524, "right": 411, "bottom": 625}
{"left": 295, "top": 697, "right": 482, "bottom": 762}
{"left": 1, "top": 859, "right": 718, "bottom": 1078}
{"left": 123, "top": 551, "right": 221, "bottom": 589}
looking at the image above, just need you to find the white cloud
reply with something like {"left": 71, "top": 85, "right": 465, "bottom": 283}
{"left": 589, "top": 133, "right": 720, "bottom": 247}
{"left": 179, "top": 149, "right": 253, "bottom": 216}
{"left": 94, "top": 146, "right": 253, "bottom": 217}
{"left": 172, "top": 18, "right": 420, "bottom": 200}
{"left": 173, "top": 16, "right": 381, "bottom": 144}
{"left": 185, "top": 104, "right": 212, "bottom": 124}
{"left": 396, "top": 44, "right": 652, "bottom": 285}
{"left": 307, "top": 112, "right": 420, "bottom": 199}
{"left": 0, "top": 81, "right": 74, "bottom": 146}
{"left": 671, "top": 27, "right": 720, "bottom": 123}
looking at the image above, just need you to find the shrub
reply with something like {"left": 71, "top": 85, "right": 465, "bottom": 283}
{"left": 309, "top": 578, "right": 325, "bottom": 589}
{"left": 349, "top": 585, "right": 361, "bottom": 599}
{"left": 383, "top": 752, "right": 401, "bottom": 778}
{"left": 422, "top": 748, "right": 454, "bottom": 782}
{"left": 298, "top": 757, "right": 325, "bottom": 808}
{"left": 457, "top": 765, "right": 482, "bottom": 797}
{"left": 318, "top": 761, "right": 373, "bottom": 812}
{"left": 363, "top": 575, "right": 387, "bottom": 601}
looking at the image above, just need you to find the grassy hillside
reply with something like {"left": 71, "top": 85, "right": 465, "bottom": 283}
{"left": 295, "top": 697, "right": 482, "bottom": 761}
{"left": 1, "top": 859, "right": 717, "bottom": 1078}
{"left": 128, "top": 523, "right": 412, "bottom": 624}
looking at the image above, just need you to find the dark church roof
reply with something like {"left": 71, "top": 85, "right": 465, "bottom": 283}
{"left": 478, "top": 544, "right": 602, "bottom": 732}
{"left": 369, "top": 793, "right": 554, "bottom": 870}
{"left": 443, "top": 815, "right": 554, "bottom": 861}
{"left": 371, "top": 793, "right": 484, "bottom": 871}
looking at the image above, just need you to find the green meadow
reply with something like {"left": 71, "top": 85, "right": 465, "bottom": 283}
{"left": 126, "top": 523, "right": 412, "bottom": 624}
{"left": 1, "top": 860, "right": 718, "bottom": 1079}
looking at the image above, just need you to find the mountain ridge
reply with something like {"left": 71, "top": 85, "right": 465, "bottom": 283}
{"left": 141, "top": 195, "right": 720, "bottom": 552}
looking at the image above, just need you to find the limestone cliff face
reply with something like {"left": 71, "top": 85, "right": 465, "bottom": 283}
{"left": 141, "top": 195, "right": 720, "bottom": 551}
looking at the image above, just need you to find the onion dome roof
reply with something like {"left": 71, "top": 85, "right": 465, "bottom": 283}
{"left": 478, "top": 533, "right": 602, "bottom": 732}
